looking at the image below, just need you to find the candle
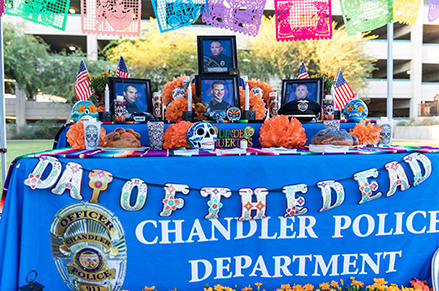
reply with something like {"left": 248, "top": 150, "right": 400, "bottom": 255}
{"left": 105, "top": 84, "right": 110, "bottom": 112}
{"left": 240, "top": 139, "right": 248, "bottom": 149}
{"left": 187, "top": 82, "right": 192, "bottom": 112}
{"left": 245, "top": 83, "right": 249, "bottom": 111}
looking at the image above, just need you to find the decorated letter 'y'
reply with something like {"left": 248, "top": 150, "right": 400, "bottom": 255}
{"left": 200, "top": 187, "right": 232, "bottom": 219}
{"left": 317, "top": 180, "right": 345, "bottom": 212}
{"left": 239, "top": 188, "right": 268, "bottom": 221}
{"left": 160, "top": 184, "right": 190, "bottom": 217}
{"left": 24, "top": 157, "right": 62, "bottom": 190}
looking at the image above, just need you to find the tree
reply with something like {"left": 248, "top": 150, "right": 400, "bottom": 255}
{"left": 105, "top": 19, "right": 198, "bottom": 92}
{"left": 238, "top": 16, "right": 377, "bottom": 93}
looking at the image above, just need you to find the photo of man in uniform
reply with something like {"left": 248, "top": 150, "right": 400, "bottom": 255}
{"left": 204, "top": 40, "right": 233, "bottom": 73}
{"left": 286, "top": 83, "right": 317, "bottom": 103}
{"left": 123, "top": 84, "right": 140, "bottom": 113}
{"left": 204, "top": 81, "right": 232, "bottom": 118}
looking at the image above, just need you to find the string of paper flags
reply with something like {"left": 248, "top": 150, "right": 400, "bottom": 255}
{"left": 2, "top": 0, "right": 438, "bottom": 40}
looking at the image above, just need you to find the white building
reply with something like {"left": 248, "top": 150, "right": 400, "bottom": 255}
{"left": 4, "top": 0, "right": 439, "bottom": 122}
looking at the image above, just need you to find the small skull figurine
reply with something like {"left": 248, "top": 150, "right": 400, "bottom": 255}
{"left": 213, "top": 111, "right": 226, "bottom": 123}
{"left": 380, "top": 123, "right": 392, "bottom": 146}
{"left": 172, "top": 88, "right": 186, "bottom": 100}
{"left": 186, "top": 122, "right": 217, "bottom": 151}
{"left": 344, "top": 99, "right": 368, "bottom": 122}
{"left": 251, "top": 87, "right": 264, "bottom": 98}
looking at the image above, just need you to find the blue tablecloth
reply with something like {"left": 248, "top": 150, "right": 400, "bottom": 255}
{"left": 53, "top": 122, "right": 358, "bottom": 149}
{"left": 0, "top": 147, "right": 438, "bottom": 290}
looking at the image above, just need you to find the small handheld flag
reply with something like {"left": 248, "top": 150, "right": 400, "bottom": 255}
{"left": 115, "top": 55, "right": 130, "bottom": 78}
{"left": 298, "top": 61, "right": 310, "bottom": 79}
{"left": 334, "top": 69, "right": 355, "bottom": 111}
{"left": 74, "top": 60, "right": 93, "bottom": 101}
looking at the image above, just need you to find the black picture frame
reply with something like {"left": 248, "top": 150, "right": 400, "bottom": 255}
{"left": 195, "top": 75, "right": 240, "bottom": 119}
{"left": 108, "top": 77, "right": 153, "bottom": 116}
{"left": 281, "top": 78, "right": 324, "bottom": 108}
{"left": 197, "top": 35, "right": 238, "bottom": 75}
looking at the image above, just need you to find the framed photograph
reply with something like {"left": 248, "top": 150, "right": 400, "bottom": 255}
{"left": 108, "top": 77, "right": 153, "bottom": 115}
{"left": 197, "top": 36, "right": 238, "bottom": 75}
{"left": 194, "top": 75, "right": 240, "bottom": 119}
{"left": 281, "top": 78, "right": 324, "bottom": 107}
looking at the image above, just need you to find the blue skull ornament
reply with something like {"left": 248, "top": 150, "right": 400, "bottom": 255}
{"left": 71, "top": 101, "right": 99, "bottom": 122}
{"left": 344, "top": 99, "right": 368, "bottom": 122}
{"left": 213, "top": 111, "right": 226, "bottom": 123}
{"left": 186, "top": 122, "right": 217, "bottom": 151}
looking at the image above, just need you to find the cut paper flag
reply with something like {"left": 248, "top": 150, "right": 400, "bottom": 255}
{"left": 0, "top": 0, "right": 5, "bottom": 17}
{"left": 339, "top": 0, "right": 392, "bottom": 36}
{"left": 394, "top": 0, "right": 422, "bottom": 25}
{"left": 115, "top": 55, "right": 130, "bottom": 78}
{"left": 298, "top": 61, "right": 310, "bottom": 79}
{"left": 5, "top": 0, "right": 70, "bottom": 30}
{"left": 275, "top": 0, "right": 332, "bottom": 41}
{"left": 81, "top": 0, "right": 141, "bottom": 36}
{"left": 152, "top": 0, "right": 207, "bottom": 33}
{"left": 429, "top": 0, "right": 439, "bottom": 22}
{"left": 334, "top": 69, "right": 354, "bottom": 111}
{"left": 75, "top": 60, "right": 93, "bottom": 101}
{"left": 202, "top": 0, "right": 267, "bottom": 36}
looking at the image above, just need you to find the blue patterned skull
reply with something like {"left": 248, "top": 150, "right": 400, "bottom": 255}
{"left": 344, "top": 99, "right": 368, "bottom": 122}
{"left": 186, "top": 122, "right": 217, "bottom": 151}
{"left": 71, "top": 101, "right": 99, "bottom": 122}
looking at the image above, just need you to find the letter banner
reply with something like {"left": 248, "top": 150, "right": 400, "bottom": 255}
{"left": 1, "top": 152, "right": 439, "bottom": 290}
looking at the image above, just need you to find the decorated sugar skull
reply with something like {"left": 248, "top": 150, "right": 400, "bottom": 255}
{"left": 344, "top": 99, "right": 368, "bottom": 122}
{"left": 172, "top": 88, "right": 186, "bottom": 100}
{"left": 251, "top": 87, "right": 263, "bottom": 98}
{"left": 71, "top": 101, "right": 98, "bottom": 122}
{"left": 84, "top": 124, "right": 99, "bottom": 148}
{"left": 380, "top": 123, "right": 392, "bottom": 146}
{"left": 213, "top": 111, "right": 226, "bottom": 123}
{"left": 186, "top": 122, "right": 217, "bottom": 151}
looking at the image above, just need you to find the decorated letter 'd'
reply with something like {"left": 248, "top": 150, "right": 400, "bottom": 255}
{"left": 403, "top": 153, "right": 432, "bottom": 187}
{"left": 317, "top": 180, "right": 345, "bottom": 212}
{"left": 24, "top": 157, "right": 62, "bottom": 190}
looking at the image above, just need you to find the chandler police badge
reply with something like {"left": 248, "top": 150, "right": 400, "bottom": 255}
{"left": 50, "top": 202, "right": 127, "bottom": 291}
{"left": 297, "top": 100, "right": 309, "bottom": 112}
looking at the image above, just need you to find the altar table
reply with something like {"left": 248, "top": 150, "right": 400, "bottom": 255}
{"left": 0, "top": 146, "right": 438, "bottom": 290}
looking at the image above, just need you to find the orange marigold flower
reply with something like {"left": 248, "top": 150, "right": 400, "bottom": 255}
{"left": 282, "top": 284, "right": 292, "bottom": 290}
{"left": 255, "top": 283, "right": 262, "bottom": 287}
{"left": 224, "top": 288, "right": 234, "bottom": 291}
{"left": 143, "top": 287, "right": 155, "bottom": 291}
{"left": 320, "top": 283, "right": 330, "bottom": 290}
{"left": 349, "top": 120, "right": 382, "bottom": 145}
{"left": 304, "top": 284, "right": 314, "bottom": 291}
{"left": 163, "top": 121, "right": 192, "bottom": 149}
{"left": 259, "top": 115, "right": 307, "bottom": 148}
{"left": 164, "top": 97, "right": 188, "bottom": 121}
{"left": 374, "top": 279, "right": 388, "bottom": 285}
{"left": 351, "top": 280, "right": 364, "bottom": 288}
{"left": 93, "top": 76, "right": 98, "bottom": 80}
{"left": 293, "top": 284, "right": 303, "bottom": 291}
{"left": 248, "top": 79, "right": 274, "bottom": 104}
{"left": 241, "top": 287, "right": 253, "bottom": 291}
{"left": 214, "top": 285, "right": 224, "bottom": 291}
{"left": 204, "top": 288, "right": 213, "bottom": 291}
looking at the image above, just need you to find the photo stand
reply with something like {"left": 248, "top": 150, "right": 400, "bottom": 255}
{"left": 183, "top": 111, "right": 195, "bottom": 121}
{"left": 243, "top": 110, "right": 256, "bottom": 120}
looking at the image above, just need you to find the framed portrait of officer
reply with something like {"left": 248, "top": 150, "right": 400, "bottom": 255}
{"left": 197, "top": 36, "right": 238, "bottom": 75}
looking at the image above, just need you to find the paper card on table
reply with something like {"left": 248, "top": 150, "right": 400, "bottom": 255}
{"left": 261, "top": 147, "right": 297, "bottom": 154}
{"left": 173, "top": 148, "right": 199, "bottom": 156}
{"left": 309, "top": 144, "right": 349, "bottom": 153}
{"left": 275, "top": 0, "right": 332, "bottom": 41}
{"left": 215, "top": 148, "right": 247, "bottom": 155}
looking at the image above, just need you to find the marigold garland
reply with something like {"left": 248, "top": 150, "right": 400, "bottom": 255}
{"left": 165, "top": 97, "right": 188, "bottom": 121}
{"left": 248, "top": 79, "right": 274, "bottom": 104}
{"left": 162, "top": 76, "right": 186, "bottom": 105}
{"left": 239, "top": 87, "right": 267, "bottom": 120}
{"left": 163, "top": 121, "right": 192, "bottom": 149}
{"left": 349, "top": 120, "right": 382, "bottom": 145}
{"left": 66, "top": 121, "right": 106, "bottom": 150}
{"left": 259, "top": 115, "right": 307, "bottom": 148}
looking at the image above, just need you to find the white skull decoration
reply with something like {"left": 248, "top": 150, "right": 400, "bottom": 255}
{"left": 172, "top": 88, "right": 186, "bottom": 100}
{"left": 251, "top": 87, "right": 264, "bottom": 98}
{"left": 85, "top": 124, "right": 99, "bottom": 148}
{"left": 380, "top": 123, "right": 392, "bottom": 146}
{"left": 186, "top": 122, "right": 217, "bottom": 151}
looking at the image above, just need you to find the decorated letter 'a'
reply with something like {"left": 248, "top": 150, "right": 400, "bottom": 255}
{"left": 385, "top": 161, "right": 410, "bottom": 197}
{"left": 152, "top": 0, "right": 207, "bottom": 33}
{"left": 282, "top": 184, "right": 308, "bottom": 217}
{"left": 403, "top": 153, "right": 432, "bottom": 187}
{"left": 394, "top": 0, "right": 422, "bottom": 25}
{"left": 5, "top": 0, "right": 70, "bottom": 31}
{"left": 24, "top": 157, "right": 62, "bottom": 190}
{"left": 317, "top": 180, "right": 345, "bottom": 212}
{"left": 202, "top": 0, "right": 266, "bottom": 36}
{"left": 81, "top": 0, "right": 141, "bottom": 36}
{"left": 339, "top": 0, "right": 392, "bottom": 36}
{"left": 120, "top": 178, "right": 148, "bottom": 211}
{"left": 429, "top": 0, "right": 439, "bottom": 22}
{"left": 353, "top": 169, "right": 382, "bottom": 204}
{"left": 200, "top": 187, "right": 232, "bottom": 219}
{"left": 51, "top": 162, "right": 84, "bottom": 200}
{"left": 275, "top": 0, "right": 332, "bottom": 41}
{"left": 88, "top": 170, "right": 113, "bottom": 203}
{"left": 239, "top": 188, "right": 268, "bottom": 221}
{"left": 160, "top": 184, "right": 190, "bottom": 217}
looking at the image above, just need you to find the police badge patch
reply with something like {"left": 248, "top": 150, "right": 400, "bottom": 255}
{"left": 50, "top": 202, "right": 127, "bottom": 291}
{"left": 297, "top": 100, "right": 309, "bottom": 112}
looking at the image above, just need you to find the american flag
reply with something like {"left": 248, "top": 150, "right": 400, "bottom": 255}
{"left": 115, "top": 55, "right": 130, "bottom": 78}
{"left": 74, "top": 60, "right": 93, "bottom": 101}
{"left": 334, "top": 69, "right": 355, "bottom": 111}
{"left": 298, "top": 62, "right": 310, "bottom": 79}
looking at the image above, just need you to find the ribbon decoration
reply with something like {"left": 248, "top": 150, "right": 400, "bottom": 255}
{"left": 394, "top": 0, "right": 422, "bottom": 25}
{"left": 152, "top": 0, "right": 207, "bottom": 33}
{"left": 428, "top": 0, "right": 439, "bottom": 22}
{"left": 81, "top": 0, "right": 141, "bottom": 36}
{"left": 202, "top": 0, "right": 267, "bottom": 36}
{"left": 5, "top": 0, "right": 70, "bottom": 30}
{"left": 275, "top": 0, "right": 332, "bottom": 41}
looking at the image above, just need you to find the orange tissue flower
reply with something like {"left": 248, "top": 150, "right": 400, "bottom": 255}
{"left": 259, "top": 115, "right": 307, "bottom": 148}
{"left": 165, "top": 97, "right": 188, "bottom": 121}
{"left": 163, "top": 121, "right": 192, "bottom": 149}
{"left": 349, "top": 120, "right": 382, "bottom": 145}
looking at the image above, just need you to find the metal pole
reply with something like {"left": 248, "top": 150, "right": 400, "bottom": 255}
{"left": 0, "top": 19, "right": 7, "bottom": 186}
{"left": 387, "top": 21, "right": 394, "bottom": 119}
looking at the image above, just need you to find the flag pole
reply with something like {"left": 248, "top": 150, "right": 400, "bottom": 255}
{"left": 387, "top": 21, "right": 393, "bottom": 119}
{"left": 0, "top": 18, "right": 7, "bottom": 186}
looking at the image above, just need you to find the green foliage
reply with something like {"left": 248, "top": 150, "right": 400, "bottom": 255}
{"left": 239, "top": 17, "right": 377, "bottom": 93}
{"left": 7, "top": 119, "right": 62, "bottom": 140}
{"left": 105, "top": 19, "right": 198, "bottom": 92}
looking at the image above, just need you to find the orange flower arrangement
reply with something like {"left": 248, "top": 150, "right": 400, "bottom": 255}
{"left": 163, "top": 121, "right": 192, "bottom": 149}
{"left": 248, "top": 79, "right": 274, "bottom": 104}
{"left": 259, "top": 115, "right": 307, "bottom": 148}
{"left": 239, "top": 87, "right": 267, "bottom": 120}
{"left": 66, "top": 121, "right": 106, "bottom": 149}
{"left": 96, "top": 106, "right": 105, "bottom": 112}
{"left": 162, "top": 76, "right": 186, "bottom": 105}
{"left": 165, "top": 97, "right": 189, "bottom": 121}
{"left": 349, "top": 120, "right": 382, "bottom": 145}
